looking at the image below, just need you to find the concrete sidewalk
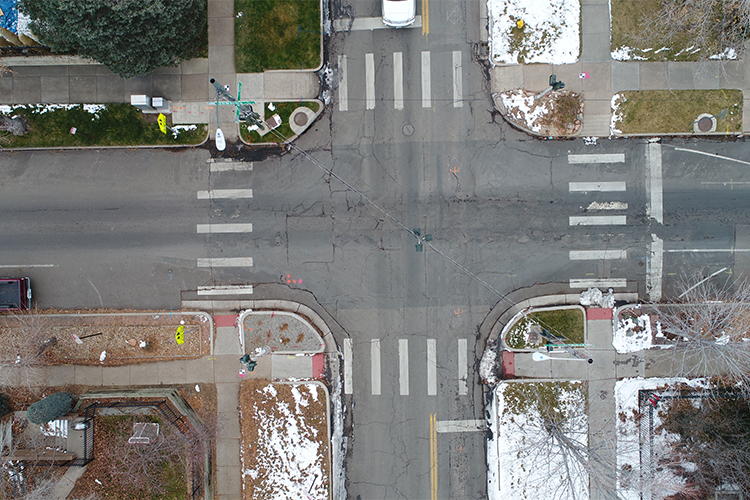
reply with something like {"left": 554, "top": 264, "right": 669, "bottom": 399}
{"left": 488, "top": 0, "right": 750, "bottom": 136}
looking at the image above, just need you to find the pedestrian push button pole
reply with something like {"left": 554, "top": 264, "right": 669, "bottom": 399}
{"left": 535, "top": 74, "right": 566, "bottom": 101}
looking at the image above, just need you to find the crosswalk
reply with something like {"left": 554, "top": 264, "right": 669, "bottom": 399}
{"left": 337, "top": 49, "right": 464, "bottom": 112}
{"left": 344, "top": 338, "right": 470, "bottom": 396}
{"left": 567, "top": 153, "right": 631, "bottom": 290}
{"left": 196, "top": 161, "right": 255, "bottom": 270}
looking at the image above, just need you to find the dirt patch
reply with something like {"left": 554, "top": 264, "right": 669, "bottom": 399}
{"left": 239, "top": 379, "right": 329, "bottom": 499}
{"left": 0, "top": 311, "right": 210, "bottom": 366}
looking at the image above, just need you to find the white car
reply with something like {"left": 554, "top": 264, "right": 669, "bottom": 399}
{"left": 382, "top": 0, "right": 416, "bottom": 27}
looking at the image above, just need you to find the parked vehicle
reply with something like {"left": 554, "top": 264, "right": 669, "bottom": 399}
{"left": 0, "top": 277, "right": 31, "bottom": 311}
{"left": 382, "top": 0, "right": 416, "bottom": 27}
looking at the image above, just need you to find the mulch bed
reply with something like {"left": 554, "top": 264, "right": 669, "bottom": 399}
{"left": 0, "top": 310, "right": 210, "bottom": 366}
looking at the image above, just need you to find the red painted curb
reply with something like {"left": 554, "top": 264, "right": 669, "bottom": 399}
{"left": 502, "top": 351, "right": 515, "bottom": 379}
{"left": 312, "top": 353, "right": 325, "bottom": 379}
{"left": 586, "top": 308, "right": 613, "bottom": 320}
{"left": 214, "top": 314, "right": 238, "bottom": 327}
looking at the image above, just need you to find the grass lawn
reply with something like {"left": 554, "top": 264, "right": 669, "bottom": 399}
{"left": 240, "top": 101, "right": 320, "bottom": 144}
{"left": 610, "top": 0, "right": 738, "bottom": 60}
{"left": 0, "top": 104, "right": 207, "bottom": 148}
{"left": 235, "top": 0, "right": 321, "bottom": 73}
{"left": 612, "top": 90, "right": 742, "bottom": 134}
{"left": 506, "top": 307, "right": 584, "bottom": 349}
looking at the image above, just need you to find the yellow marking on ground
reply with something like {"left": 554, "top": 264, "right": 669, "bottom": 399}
{"left": 422, "top": 0, "right": 430, "bottom": 35}
{"left": 430, "top": 413, "right": 438, "bottom": 500}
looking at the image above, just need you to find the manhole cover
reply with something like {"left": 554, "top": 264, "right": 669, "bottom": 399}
{"left": 697, "top": 117, "right": 713, "bottom": 132}
{"left": 294, "top": 112, "right": 308, "bottom": 126}
{"left": 402, "top": 124, "right": 414, "bottom": 136}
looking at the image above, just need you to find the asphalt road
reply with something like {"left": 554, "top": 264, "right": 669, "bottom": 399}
{"left": 3, "top": 6, "right": 750, "bottom": 500}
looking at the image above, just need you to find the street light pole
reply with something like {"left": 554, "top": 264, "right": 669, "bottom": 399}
{"left": 532, "top": 352, "right": 593, "bottom": 363}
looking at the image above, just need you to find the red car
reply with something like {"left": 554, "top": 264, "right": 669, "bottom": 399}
{"left": 0, "top": 277, "right": 32, "bottom": 311}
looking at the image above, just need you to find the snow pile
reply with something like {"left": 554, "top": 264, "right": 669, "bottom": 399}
{"left": 479, "top": 344, "right": 499, "bottom": 385}
{"left": 615, "top": 377, "right": 710, "bottom": 500}
{"left": 610, "top": 94, "right": 624, "bottom": 135}
{"left": 241, "top": 382, "right": 328, "bottom": 500}
{"left": 499, "top": 90, "right": 549, "bottom": 132}
{"left": 579, "top": 287, "right": 615, "bottom": 308}
{"left": 613, "top": 313, "right": 652, "bottom": 353}
{"left": 488, "top": 0, "right": 580, "bottom": 64}
{"left": 488, "top": 381, "right": 588, "bottom": 500}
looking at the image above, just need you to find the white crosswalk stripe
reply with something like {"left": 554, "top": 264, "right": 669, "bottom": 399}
{"left": 366, "top": 53, "right": 375, "bottom": 110}
{"left": 570, "top": 250, "right": 627, "bottom": 260}
{"left": 197, "top": 189, "right": 253, "bottom": 200}
{"left": 338, "top": 55, "right": 348, "bottom": 112}
{"left": 371, "top": 339, "right": 381, "bottom": 395}
{"left": 452, "top": 51, "right": 463, "bottom": 108}
{"left": 196, "top": 223, "right": 253, "bottom": 233}
{"left": 421, "top": 51, "right": 431, "bottom": 108}
{"left": 393, "top": 52, "right": 404, "bottom": 110}
{"left": 569, "top": 215, "right": 627, "bottom": 226}
{"left": 197, "top": 257, "right": 253, "bottom": 267}
{"left": 568, "top": 153, "right": 625, "bottom": 164}
{"left": 569, "top": 181, "right": 626, "bottom": 192}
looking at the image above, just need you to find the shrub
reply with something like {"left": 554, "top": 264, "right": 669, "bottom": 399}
{"left": 26, "top": 392, "right": 76, "bottom": 424}
{"left": 0, "top": 393, "right": 9, "bottom": 419}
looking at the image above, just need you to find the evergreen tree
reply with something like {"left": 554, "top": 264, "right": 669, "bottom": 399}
{"left": 19, "top": 0, "right": 207, "bottom": 77}
{"left": 26, "top": 392, "right": 76, "bottom": 425}
{"left": 0, "top": 393, "right": 9, "bottom": 419}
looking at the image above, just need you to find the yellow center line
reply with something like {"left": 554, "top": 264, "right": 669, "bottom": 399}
{"left": 422, "top": 0, "right": 430, "bottom": 36}
{"left": 430, "top": 413, "right": 437, "bottom": 500}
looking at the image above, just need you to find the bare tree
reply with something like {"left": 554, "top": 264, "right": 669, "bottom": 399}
{"left": 649, "top": 273, "right": 750, "bottom": 394}
{"left": 494, "top": 381, "right": 625, "bottom": 500}
{"left": 102, "top": 414, "right": 214, "bottom": 497}
{"left": 655, "top": 393, "right": 750, "bottom": 499}
{"left": 635, "top": 0, "right": 750, "bottom": 62}
{"left": 0, "top": 310, "right": 56, "bottom": 389}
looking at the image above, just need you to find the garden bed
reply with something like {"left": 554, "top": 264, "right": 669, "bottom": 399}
{"left": 235, "top": 0, "right": 321, "bottom": 73}
{"left": 240, "top": 101, "right": 319, "bottom": 144}
{"left": 611, "top": 90, "right": 742, "bottom": 135}
{"left": 504, "top": 305, "right": 585, "bottom": 349}
{"left": 496, "top": 90, "right": 583, "bottom": 136}
{"left": 0, "top": 311, "right": 210, "bottom": 365}
{"left": 0, "top": 104, "right": 207, "bottom": 148}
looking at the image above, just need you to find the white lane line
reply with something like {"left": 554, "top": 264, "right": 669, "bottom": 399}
{"left": 197, "top": 285, "right": 254, "bottom": 295}
{"left": 457, "top": 339, "right": 468, "bottom": 396}
{"left": 665, "top": 248, "right": 750, "bottom": 252}
{"left": 568, "top": 153, "right": 625, "bottom": 164}
{"left": 344, "top": 338, "right": 353, "bottom": 395}
{"left": 210, "top": 162, "right": 253, "bottom": 172}
{"left": 647, "top": 142, "right": 663, "bottom": 224}
{"left": 196, "top": 223, "right": 253, "bottom": 233}
{"left": 197, "top": 189, "right": 253, "bottom": 199}
{"left": 371, "top": 339, "right": 381, "bottom": 395}
{"left": 421, "top": 51, "right": 431, "bottom": 108}
{"left": 436, "top": 419, "right": 486, "bottom": 433}
{"left": 427, "top": 339, "right": 437, "bottom": 396}
{"left": 0, "top": 264, "right": 57, "bottom": 268}
{"left": 673, "top": 147, "right": 750, "bottom": 167}
{"left": 196, "top": 257, "right": 253, "bottom": 267}
{"left": 366, "top": 53, "right": 375, "bottom": 110}
{"left": 338, "top": 55, "right": 348, "bottom": 112}
{"left": 393, "top": 52, "right": 404, "bottom": 110}
{"left": 399, "top": 339, "right": 409, "bottom": 396}
{"left": 570, "top": 250, "right": 627, "bottom": 260}
{"left": 569, "top": 278, "right": 627, "bottom": 288}
{"left": 452, "top": 51, "right": 463, "bottom": 108}
{"left": 569, "top": 215, "right": 627, "bottom": 226}
{"left": 569, "top": 181, "right": 627, "bottom": 192}
{"left": 648, "top": 234, "right": 663, "bottom": 302}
